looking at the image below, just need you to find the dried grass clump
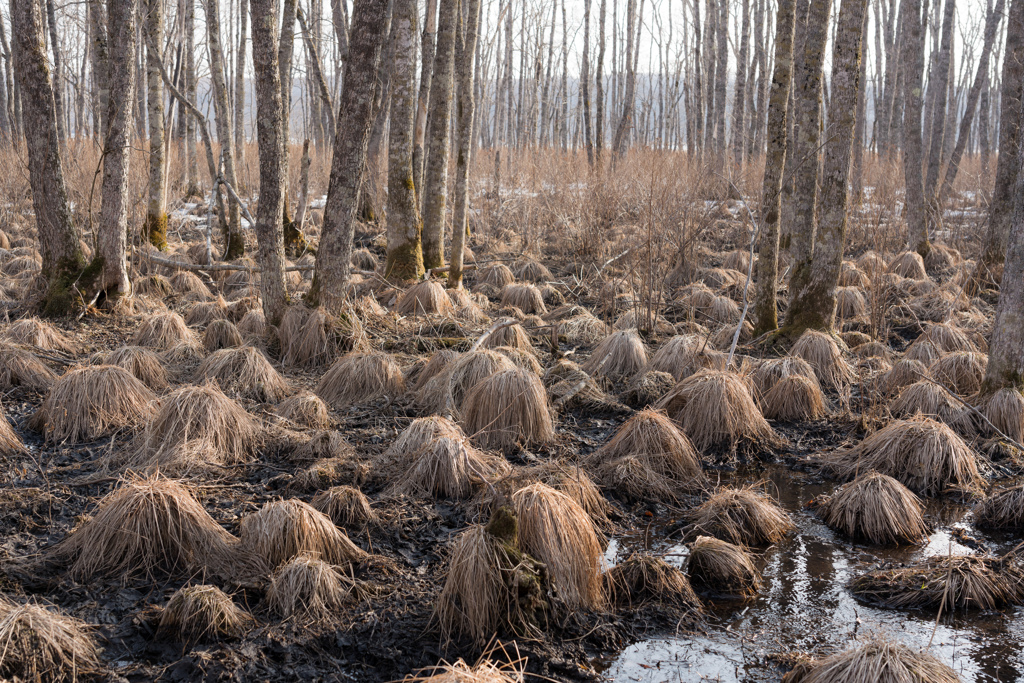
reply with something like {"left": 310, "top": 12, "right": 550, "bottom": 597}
{"left": 412, "top": 349, "right": 460, "bottom": 392}
{"left": 0, "top": 344, "right": 57, "bottom": 390}
{"left": 500, "top": 284, "right": 547, "bottom": 315}
{"left": 0, "top": 597, "right": 101, "bottom": 682}
{"left": 185, "top": 295, "right": 229, "bottom": 326}
{"left": 416, "top": 349, "right": 517, "bottom": 415}
{"left": 515, "top": 259, "right": 553, "bottom": 282}
{"left": 397, "top": 279, "right": 456, "bottom": 316}
{"left": 613, "top": 310, "right": 675, "bottom": 335}
{"left": 623, "top": 370, "right": 676, "bottom": 407}
{"left": 657, "top": 370, "right": 777, "bottom": 452}
{"left": 921, "top": 322, "right": 978, "bottom": 353}
{"left": 924, "top": 243, "right": 962, "bottom": 272}
{"left": 857, "top": 250, "right": 888, "bottom": 275}
{"left": 605, "top": 554, "right": 703, "bottom": 612}
{"left": 685, "top": 536, "right": 761, "bottom": 597}
{"left": 461, "top": 368, "right": 554, "bottom": 451}
{"left": 749, "top": 356, "right": 818, "bottom": 403}
{"left": 131, "top": 382, "right": 262, "bottom": 467}
{"left": 816, "top": 472, "right": 928, "bottom": 545}
{"left": 239, "top": 499, "right": 366, "bottom": 569}
{"left": 513, "top": 483, "right": 605, "bottom": 609}
{"left": 853, "top": 341, "right": 893, "bottom": 360}
{"left": 589, "top": 409, "right": 704, "bottom": 501}
{"left": 31, "top": 365, "right": 156, "bottom": 443}
{"left": 477, "top": 264, "right": 516, "bottom": 288}
{"left": 276, "top": 391, "right": 332, "bottom": 428}
{"left": 904, "top": 339, "right": 944, "bottom": 364}
{"left": 435, "top": 524, "right": 512, "bottom": 645}
{"left": 556, "top": 312, "right": 607, "bottom": 345}
{"left": 762, "top": 375, "right": 827, "bottom": 421}
{"left": 312, "top": 486, "right": 377, "bottom": 528}
{"left": 236, "top": 308, "right": 267, "bottom": 339}
{"left": 707, "top": 295, "right": 740, "bottom": 325}
{"left": 315, "top": 352, "right": 405, "bottom": 409}
{"left": 836, "top": 287, "right": 868, "bottom": 319}
{"left": 790, "top": 330, "right": 854, "bottom": 393}
{"left": 132, "top": 311, "right": 200, "bottom": 350}
{"left": 196, "top": 346, "right": 291, "bottom": 402}
{"left": 931, "top": 352, "right": 986, "bottom": 396}
{"left": 280, "top": 306, "right": 365, "bottom": 368}
{"left": 792, "top": 637, "right": 960, "bottom": 683}
{"left": 380, "top": 416, "right": 511, "bottom": 498}
{"left": 582, "top": 329, "right": 648, "bottom": 380}
{"left": 266, "top": 553, "right": 357, "bottom": 619}
{"left": 158, "top": 585, "right": 251, "bottom": 643}
{"left": 689, "top": 486, "right": 793, "bottom": 546}
{"left": 839, "top": 263, "right": 872, "bottom": 288}
{"left": 100, "top": 345, "right": 169, "bottom": 390}
{"left": 547, "top": 366, "right": 617, "bottom": 411}
{"left": 203, "top": 319, "right": 244, "bottom": 351}
{"left": 825, "top": 417, "right": 983, "bottom": 496}
{"left": 974, "top": 482, "right": 1024, "bottom": 529}
{"left": 887, "top": 251, "right": 928, "bottom": 280}
{"left": 877, "top": 359, "right": 930, "bottom": 396}
{"left": 480, "top": 323, "right": 534, "bottom": 354}
{"left": 980, "top": 387, "right": 1024, "bottom": 442}
{"left": 2, "top": 318, "right": 77, "bottom": 352}
{"left": 889, "top": 380, "right": 967, "bottom": 430}
{"left": 513, "top": 462, "right": 611, "bottom": 526}
{"left": 51, "top": 474, "right": 252, "bottom": 580}
{"left": 851, "top": 554, "right": 1024, "bottom": 610}
{"left": 134, "top": 274, "right": 173, "bottom": 297}
{"left": 170, "top": 270, "right": 211, "bottom": 295}
{"left": 492, "top": 346, "right": 542, "bottom": 375}
{"left": 351, "top": 247, "right": 379, "bottom": 271}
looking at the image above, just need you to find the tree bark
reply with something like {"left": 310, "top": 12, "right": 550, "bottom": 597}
{"left": 448, "top": 0, "right": 481, "bottom": 290}
{"left": 733, "top": 0, "right": 751, "bottom": 167}
{"left": 595, "top": 0, "right": 607, "bottom": 164}
{"left": 144, "top": 0, "right": 169, "bottom": 250}
{"left": 923, "top": 0, "right": 954, "bottom": 201}
{"left": 421, "top": 0, "right": 459, "bottom": 270}
{"left": 234, "top": 0, "right": 248, "bottom": 176}
{"left": 11, "top": 0, "right": 87, "bottom": 315}
{"left": 183, "top": 0, "right": 201, "bottom": 196}
{"left": 581, "top": 0, "right": 594, "bottom": 166}
{"left": 753, "top": 0, "right": 797, "bottom": 335}
{"left": 45, "top": 0, "right": 66, "bottom": 146}
{"left": 851, "top": 1, "right": 869, "bottom": 202}
{"left": 414, "top": 0, "right": 438, "bottom": 193}
{"left": 901, "top": 0, "right": 930, "bottom": 256}
{"left": 714, "top": 0, "right": 729, "bottom": 163}
{"left": 612, "top": 0, "right": 637, "bottom": 158}
{"left": 88, "top": 0, "right": 109, "bottom": 136}
{"left": 384, "top": 0, "right": 425, "bottom": 281}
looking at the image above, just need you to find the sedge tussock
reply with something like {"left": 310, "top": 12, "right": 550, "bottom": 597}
{"left": 499, "top": 284, "right": 546, "bottom": 315}
{"left": 134, "top": 274, "right": 172, "bottom": 297}
{"left": 839, "top": 263, "right": 872, "bottom": 288}
{"left": 397, "top": 279, "right": 456, "bottom": 317}
{"left": 648, "top": 335, "right": 726, "bottom": 381}
{"left": 240, "top": 499, "right": 367, "bottom": 569}
{"left": 836, "top": 287, "right": 868, "bottom": 319}
{"left": 351, "top": 247, "right": 379, "bottom": 271}
{"left": 749, "top": 356, "right": 818, "bottom": 404}
{"left": 281, "top": 307, "right": 365, "bottom": 369}
{"left": 0, "top": 596, "right": 101, "bottom": 682}
{"left": 547, "top": 366, "right": 616, "bottom": 411}
{"left": 685, "top": 535, "right": 761, "bottom": 598}
{"left": 840, "top": 331, "right": 873, "bottom": 349}
{"left": 30, "top": 365, "right": 156, "bottom": 443}
{"left": 435, "top": 524, "right": 514, "bottom": 644}
{"left": 721, "top": 250, "right": 751, "bottom": 272}
{"left": 129, "top": 382, "right": 262, "bottom": 468}
{"left": 196, "top": 346, "right": 291, "bottom": 403}
{"left": 589, "top": 409, "right": 705, "bottom": 501}
{"left": 877, "top": 359, "right": 930, "bottom": 396}
{"left": 0, "top": 401, "right": 24, "bottom": 454}
{"left": 790, "top": 330, "right": 854, "bottom": 393}
{"left": 657, "top": 369, "right": 777, "bottom": 452}
{"left": 791, "top": 636, "right": 961, "bottom": 683}
{"left": 415, "top": 349, "right": 517, "bottom": 415}
{"left": 285, "top": 429, "right": 357, "bottom": 466}
{"left": 710, "top": 321, "right": 754, "bottom": 349}
{"left": 851, "top": 554, "right": 1024, "bottom": 610}
{"left": 825, "top": 416, "right": 983, "bottom": 497}
{"left": 402, "top": 654, "right": 526, "bottom": 682}
{"left": 0, "top": 344, "right": 57, "bottom": 390}
{"left": 184, "top": 295, "right": 229, "bottom": 326}
{"left": 478, "top": 321, "right": 533, "bottom": 353}
{"left": 266, "top": 553, "right": 358, "bottom": 619}
{"left": 707, "top": 295, "right": 740, "bottom": 325}
{"left": 157, "top": 584, "right": 252, "bottom": 644}
{"left": 412, "top": 349, "right": 460, "bottom": 392}
{"left": 50, "top": 473, "right": 260, "bottom": 581}
{"left": 816, "top": 472, "right": 928, "bottom": 545}
{"left": 903, "top": 339, "right": 944, "bottom": 364}
{"left": 689, "top": 486, "right": 794, "bottom": 546}
{"left": 515, "top": 259, "right": 553, "bottom": 283}
{"left": 512, "top": 483, "right": 606, "bottom": 610}
{"left": 461, "top": 368, "right": 554, "bottom": 451}
{"left": 974, "top": 482, "right": 1024, "bottom": 529}
{"left": 887, "top": 251, "right": 928, "bottom": 280}
{"left": 508, "top": 462, "right": 612, "bottom": 527}
{"left": 924, "top": 243, "right": 962, "bottom": 272}
{"left": 276, "top": 391, "right": 332, "bottom": 429}
{"left": 491, "top": 346, "right": 542, "bottom": 375}
{"left": 380, "top": 416, "right": 511, "bottom": 498}
{"left": 980, "top": 387, "right": 1024, "bottom": 442}
{"left": 582, "top": 329, "right": 648, "bottom": 380}
{"left": 852, "top": 341, "right": 894, "bottom": 360}
{"left": 762, "top": 375, "right": 827, "bottom": 421}
{"left": 131, "top": 311, "right": 200, "bottom": 350}
{"left": 557, "top": 311, "right": 609, "bottom": 345}
{"left": 889, "top": 380, "right": 969, "bottom": 432}
{"left": 236, "top": 308, "right": 267, "bottom": 339}
{"left": 613, "top": 310, "right": 676, "bottom": 336}
{"left": 315, "top": 352, "right": 405, "bottom": 409}
{"left": 312, "top": 486, "right": 378, "bottom": 528}
{"left": 623, "top": 370, "right": 677, "bottom": 408}
{"left": 857, "top": 250, "right": 888, "bottom": 275}
{"left": 930, "top": 352, "right": 986, "bottom": 396}
{"left": 920, "top": 322, "right": 978, "bottom": 353}
{"left": 203, "top": 319, "right": 244, "bottom": 352}
{"left": 605, "top": 553, "right": 703, "bottom": 612}
{"left": 227, "top": 296, "right": 259, "bottom": 322}
{"left": 477, "top": 264, "right": 516, "bottom": 288}
{"left": 169, "top": 270, "right": 211, "bottom": 295}
{"left": 98, "top": 345, "right": 169, "bottom": 390}
{"left": 2, "top": 317, "right": 77, "bottom": 352}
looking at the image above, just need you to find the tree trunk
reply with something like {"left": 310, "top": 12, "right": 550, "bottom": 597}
{"left": 923, "top": 0, "right": 954, "bottom": 201}
{"left": 733, "top": 0, "right": 750, "bottom": 167}
{"left": 421, "top": 0, "right": 459, "bottom": 271}
{"left": 45, "top": 0, "right": 66, "bottom": 146}
{"left": 12, "top": 0, "right": 87, "bottom": 315}
{"left": 144, "top": 0, "right": 168, "bottom": 250}
{"left": 184, "top": 0, "right": 201, "bottom": 196}
{"left": 88, "top": 0, "right": 109, "bottom": 136}
{"left": 448, "top": 0, "right": 481, "bottom": 289}
{"left": 249, "top": 0, "right": 290, "bottom": 325}
{"left": 234, "top": 0, "right": 248, "bottom": 177}
{"left": 414, "top": 0, "right": 438, "bottom": 194}
{"left": 901, "top": 0, "right": 930, "bottom": 257}
{"left": 785, "top": 0, "right": 868, "bottom": 334}
{"left": 384, "top": 0, "right": 425, "bottom": 281}
{"left": 581, "top": 0, "right": 594, "bottom": 166}
{"left": 851, "top": 1, "right": 869, "bottom": 203}
{"left": 714, "top": 0, "right": 729, "bottom": 163}
{"left": 612, "top": 0, "right": 637, "bottom": 158}
{"left": 595, "top": 0, "right": 607, "bottom": 164}
{"left": 752, "top": 0, "right": 797, "bottom": 335}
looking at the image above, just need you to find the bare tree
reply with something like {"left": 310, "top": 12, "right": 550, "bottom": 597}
{"left": 733, "top": 0, "right": 751, "bottom": 167}
{"left": 45, "top": 0, "right": 66, "bottom": 146}
{"left": 144, "top": 0, "right": 168, "bottom": 249}
{"left": 414, "top": 0, "right": 438, "bottom": 192}
{"left": 612, "top": 0, "right": 637, "bottom": 158}
{"left": 901, "top": 0, "right": 930, "bottom": 256}
{"left": 923, "top": 0, "right": 954, "bottom": 202}
{"left": 235, "top": 0, "right": 248, "bottom": 175}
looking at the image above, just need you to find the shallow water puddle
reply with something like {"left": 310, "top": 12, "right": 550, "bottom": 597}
{"left": 595, "top": 466, "right": 1024, "bottom": 682}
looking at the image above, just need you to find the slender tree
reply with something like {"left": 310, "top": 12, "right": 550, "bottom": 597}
{"left": 902, "top": 0, "right": 931, "bottom": 256}
{"left": 144, "top": 0, "right": 169, "bottom": 249}
{"left": 448, "top": 0, "right": 481, "bottom": 289}
{"left": 414, "top": 0, "right": 438, "bottom": 192}
{"left": 923, "top": 0, "right": 955, "bottom": 201}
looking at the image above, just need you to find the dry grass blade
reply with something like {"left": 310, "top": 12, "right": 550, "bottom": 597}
{"left": 157, "top": 584, "right": 252, "bottom": 643}
{"left": 461, "top": 368, "right": 554, "bottom": 451}
{"left": 0, "top": 596, "right": 101, "bottom": 682}
{"left": 816, "top": 472, "right": 928, "bottom": 545}
{"left": 315, "top": 352, "right": 405, "bottom": 409}
{"left": 196, "top": 346, "right": 291, "bottom": 402}
{"left": 688, "top": 486, "right": 794, "bottom": 546}
{"left": 685, "top": 535, "right": 761, "bottom": 598}
{"left": 266, "top": 553, "right": 358, "bottom": 619}
{"left": 239, "top": 498, "right": 367, "bottom": 568}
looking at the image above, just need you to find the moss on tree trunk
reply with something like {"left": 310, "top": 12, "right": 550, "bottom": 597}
{"left": 144, "top": 212, "right": 168, "bottom": 250}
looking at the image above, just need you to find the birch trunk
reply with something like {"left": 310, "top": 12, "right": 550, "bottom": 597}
{"left": 448, "top": 0, "right": 481, "bottom": 289}
{"left": 714, "top": 0, "right": 729, "bottom": 161}
{"left": 595, "top": 0, "right": 607, "bottom": 164}
{"left": 184, "top": 0, "right": 201, "bottom": 196}
{"left": 421, "top": 0, "right": 459, "bottom": 270}
{"left": 308, "top": 0, "right": 390, "bottom": 311}
{"left": 384, "top": 0, "right": 425, "bottom": 281}
{"left": 901, "top": 0, "right": 930, "bottom": 257}
{"left": 752, "top": 0, "right": 797, "bottom": 335}
{"left": 581, "top": 0, "right": 594, "bottom": 166}
{"left": 144, "top": 0, "right": 168, "bottom": 250}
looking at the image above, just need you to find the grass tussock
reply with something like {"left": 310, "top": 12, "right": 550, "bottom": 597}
{"left": 515, "top": 259, "right": 553, "bottom": 282}
{"left": 412, "top": 349, "right": 460, "bottom": 392}
{"left": 685, "top": 535, "right": 761, "bottom": 598}
{"left": 877, "top": 359, "right": 930, "bottom": 396}
{"left": 157, "top": 585, "right": 252, "bottom": 644}
{"left": 749, "top": 356, "right": 818, "bottom": 402}
{"left": 605, "top": 554, "right": 703, "bottom": 612}
{"left": 315, "top": 352, "right": 405, "bottom": 409}
{"left": 921, "top": 321, "right": 979, "bottom": 353}
{"left": 415, "top": 349, "right": 517, "bottom": 415}
{"left": 236, "top": 308, "right": 267, "bottom": 339}
{"left": 931, "top": 352, "right": 986, "bottom": 396}
{"left": 312, "top": 485, "right": 378, "bottom": 528}
{"left": 461, "top": 368, "right": 554, "bottom": 451}
{"left": 513, "top": 462, "right": 612, "bottom": 527}
{"left": 790, "top": 636, "right": 961, "bottom": 683}
{"left": 557, "top": 311, "right": 608, "bottom": 345}
{"left": 477, "top": 264, "right": 516, "bottom": 288}
{"left": 0, "top": 402, "right": 24, "bottom": 454}
{"left": 98, "top": 345, "right": 169, "bottom": 390}
{"left": 203, "top": 319, "right": 244, "bottom": 352}
{"left": 276, "top": 391, "right": 332, "bottom": 429}
{"left": 974, "top": 482, "right": 1024, "bottom": 529}
{"left": 266, "top": 553, "right": 358, "bottom": 619}
{"left": 479, "top": 321, "right": 534, "bottom": 353}
{"left": 0, "top": 344, "right": 58, "bottom": 390}
{"left": 280, "top": 306, "right": 365, "bottom": 369}
{"left": 31, "top": 365, "right": 157, "bottom": 443}
{"left": 239, "top": 498, "right": 367, "bottom": 569}
{"left": 132, "top": 311, "right": 200, "bottom": 350}
{"left": 688, "top": 486, "right": 794, "bottom": 546}
{"left": 790, "top": 330, "right": 854, "bottom": 393}
{"left": 196, "top": 346, "right": 291, "bottom": 403}
{"left": 657, "top": 369, "right": 777, "bottom": 452}
{"left": 500, "top": 284, "right": 547, "bottom": 315}
{"left": 582, "top": 329, "right": 648, "bottom": 380}
{"left": 623, "top": 369, "right": 677, "bottom": 408}
{"left": 185, "top": 296, "right": 229, "bottom": 326}
{"left": 397, "top": 280, "right": 456, "bottom": 317}
{"left": 170, "top": 270, "right": 211, "bottom": 295}
{"left": 816, "top": 471, "right": 928, "bottom": 545}
{"left": 980, "top": 387, "right": 1024, "bottom": 442}
{"left": 887, "top": 251, "right": 928, "bottom": 280}
{"left": 512, "top": 483, "right": 606, "bottom": 610}
{"left": 889, "top": 380, "right": 967, "bottom": 431}
{"left": 2, "top": 317, "right": 77, "bottom": 352}
{"left": 825, "top": 416, "right": 983, "bottom": 497}
{"left": 762, "top": 375, "right": 827, "bottom": 421}
{"left": 0, "top": 596, "right": 101, "bottom": 682}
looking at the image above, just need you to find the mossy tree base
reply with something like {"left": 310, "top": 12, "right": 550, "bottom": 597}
{"left": 39, "top": 256, "right": 106, "bottom": 317}
{"left": 283, "top": 215, "right": 308, "bottom": 258}
{"left": 143, "top": 212, "right": 169, "bottom": 251}
{"left": 485, "top": 506, "right": 548, "bottom": 634}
